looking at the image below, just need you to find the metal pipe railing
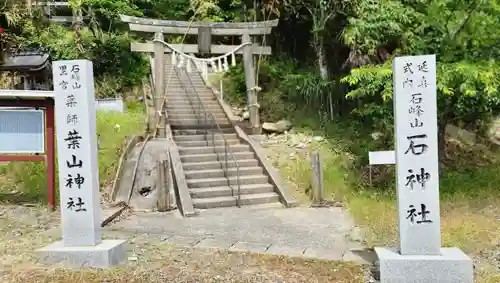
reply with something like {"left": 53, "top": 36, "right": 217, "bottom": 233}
{"left": 175, "top": 63, "right": 241, "bottom": 207}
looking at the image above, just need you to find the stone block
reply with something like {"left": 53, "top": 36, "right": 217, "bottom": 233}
{"left": 164, "top": 235, "right": 201, "bottom": 247}
{"left": 375, "top": 247, "right": 473, "bottom": 283}
{"left": 265, "top": 244, "right": 306, "bottom": 257}
{"left": 229, "top": 241, "right": 270, "bottom": 253}
{"left": 37, "top": 240, "right": 127, "bottom": 269}
{"left": 195, "top": 238, "right": 234, "bottom": 249}
{"left": 343, "top": 248, "right": 377, "bottom": 265}
{"left": 302, "top": 247, "right": 343, "bottom": 261}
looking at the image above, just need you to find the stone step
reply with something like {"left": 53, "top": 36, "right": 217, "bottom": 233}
{"left": 168, "top": 112, "right": 227, "bottom": 119}
{"left": 165, "top": 86, "right": 208, "bottom": 90}
{"left": 187, "top": 174, "right": 268, "bottom": 188}
{"left": 170, "top": 124, "right": 232, "bottom": 130}
{"left": 167, "top": 107, "right": 221, "bottom": 113}
{"left": 173, "top": 133, "right": 237, "bottom": 141}
{"left": 166, "top": 101, "right": 219, "bottom": 108}
{"left": 166, "top": 102, "right": 218, "bottom": 108}
{"left": 190, "top": 183, "right": 274, "bottom": 198}
{"left": 168, "top": 112, "right": 228, "bottom": 120}
{"left": 165, "top": 81, "right": 206, "bottom": 85}
{"left": 167, "top": 96, "right": 217, "bottom": 102}
{"left": 166, "top": 91, "right": 210, "bottom": 97}
{"left": 166, "top": 108, "right": 223, "bottom": 114}
{"left": 192, "top": 192, "right": 280, "bottom": 209}
{"left": 166, "top": 94, "right": 217, "bottom": 100}
{"left": 164, "top": 73, "right": 204, "bottom": 80}
{"left": 182, "top": 159, "right": 259, "bottom": 171}
{"left": 172, "top": 128, "right": 235, "bottom": 135}
{"left": 185, "top": 166, "right": 263, "bottom": 179}
{"left": 168, "top": 116, "right": 228, "bottom": 122}
{"left": 175, "top": 138, "right": 240, "bottom": 147}
{"left": 165, "top": 78, "right": 205, "bottom": 82}
{"left": 166, "top": 87, "right": 208, "bottom": 92}
{"left": 166, "top": 98, "right": 218, "bottom": 104}
{"left": 167, "top": 88, "right": 211, "bottom": 92}
{"left": 166, "top": 85, "right": 207, "bottom": 89}
{"left": 181, "top": 151, "right": 254, "bottom": 163}
{"left": 167, "top": 109, "right": 224, "bottom": 115}
{"left": 167, "top": 88, "right": 214, "bottom": 94}
{"left": 166, "top": 105, "right": 223, "bottom": 110}
{"left": 163, "top": 64, "right": 203, "bottom": 72}
{"left": 178, "top": 144, "right": 250, "bottom": 155}
{"left": 167, "top": 104, "right": 221, "bottom": 111}
{"left": 169, "top": 118, "right": 230, "bottom": 126}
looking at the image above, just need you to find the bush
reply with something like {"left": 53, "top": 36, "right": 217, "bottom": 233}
{"left": 16, "top": 21, "right": 148, "bottom": 98}
{"left": 223, "top": 59, "right": 351, "bottom": 122}
{"left": 89, "top": 32, "right": 149, "bottom": 96}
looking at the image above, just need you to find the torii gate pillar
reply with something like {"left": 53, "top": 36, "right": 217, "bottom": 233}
{"left": 242, "top": 33, "right": 260, "bottom": 134}
{"left": 153, "top": 32, "right": 166, "bottom": 138}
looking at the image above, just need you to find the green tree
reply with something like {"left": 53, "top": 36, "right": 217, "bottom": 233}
{"left": 283, "top": 0, "right": 350, "bottom": 78}
{"left": 341, "top": 0, "right": 500, "bottom": 159}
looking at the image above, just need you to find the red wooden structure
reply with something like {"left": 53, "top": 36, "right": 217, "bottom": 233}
{"left": 0, "top": 44, "right": 56, "bottom": 210}
{"left": 0, "top": 90, "right": 56, "bottom": 210}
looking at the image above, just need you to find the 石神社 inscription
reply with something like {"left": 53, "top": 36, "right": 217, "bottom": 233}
{"left": 375, "top": 55, "right": 474, "bottom": 283}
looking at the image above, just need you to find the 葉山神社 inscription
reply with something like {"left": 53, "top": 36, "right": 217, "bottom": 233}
{"left": 53, "top": 60, "right": 101, "bottom": 247}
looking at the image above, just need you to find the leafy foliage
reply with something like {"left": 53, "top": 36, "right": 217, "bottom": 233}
{"left": 89, "top": 32, "right": 148, "bottom": 93}
{"left": 1, "top": 0, "right": 499, "bottom": 160}
{"left": 341, "top": 0, "right": 500, "bottom": 153}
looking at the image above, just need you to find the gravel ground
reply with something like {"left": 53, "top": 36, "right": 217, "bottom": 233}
{"left": 0, "top": 204, "right": 372, "bottom": 282}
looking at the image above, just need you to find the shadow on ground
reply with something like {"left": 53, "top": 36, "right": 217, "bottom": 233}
{"left": 0, "top": 192, "right": 42, "bottom": 204}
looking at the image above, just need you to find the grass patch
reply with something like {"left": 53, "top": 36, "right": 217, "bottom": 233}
{"left": 0, "top": 101, "right": 145, "bottom": 204}
{"left": 0, "top": 206, "right": 366, "bottom": 283}
{"left": 96, "top": 104, "right": 144, "bottom": 189}
{"left": 3, "top": 252, "right": 365, "bottom": 283}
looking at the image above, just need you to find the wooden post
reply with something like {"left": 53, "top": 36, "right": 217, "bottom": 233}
{"left": 198, "top": 27, "right": 211, "bottom": 55}
{"left": 156, "top": 160, "right": 171, "bottom": 212}
{"left": 153, "top": 32, "right": 165, "bottom": 137}
{"left": 310, "top": 151, "right": 324, "bottom": 205}
{"left": 242, "top": 33, "right": 260, "bottom": 134}
{"left": 45, "top": 100, "right": 56, "bottom": 211}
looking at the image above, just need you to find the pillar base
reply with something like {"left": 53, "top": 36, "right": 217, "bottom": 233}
{"left": 37, "top": 239, "right": 127, "bottom": 269}
{"left": 375, "top": 247, "right": 473, "bottom": 283}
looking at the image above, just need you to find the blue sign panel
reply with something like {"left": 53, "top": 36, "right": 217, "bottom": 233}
{"left": 0, "top": 108, "right": 45, "bottom": 153}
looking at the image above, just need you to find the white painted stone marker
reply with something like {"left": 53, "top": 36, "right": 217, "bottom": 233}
{"left": 375, "top": 55, "right": 473, "bottom": 283}
{"left": 393, "top": 55, "right": 440, "bottom": 255}
{"left": 54, "top": 60, "right": 101, "bottom": 246}
{"left": 38, "top": 60, "right": 126, "bottom": 268}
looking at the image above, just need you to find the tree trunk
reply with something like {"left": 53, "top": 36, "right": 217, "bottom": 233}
{"left": 316, "top": 35, "right": 328, "bottom": 79}
{"left": 72, "top": 9, "right": 84, "bottom": 52}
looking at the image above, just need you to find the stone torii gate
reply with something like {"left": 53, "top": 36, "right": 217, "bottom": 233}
{"left": 119, "top": 15, "right": 278, "bottom": 135}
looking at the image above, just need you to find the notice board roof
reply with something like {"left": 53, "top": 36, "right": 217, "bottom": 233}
{"left": 0, "top": 49, "right": 51, "bottom": 72}
{"left": 0, "top": 90, "right": 54, "bottom": 100}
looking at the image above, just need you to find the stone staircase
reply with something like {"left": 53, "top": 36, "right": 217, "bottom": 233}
{"left": 164, "top": 57, "right": 281, "bottom": 209}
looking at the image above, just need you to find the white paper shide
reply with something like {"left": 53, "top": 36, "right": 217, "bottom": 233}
{"left": 53, "top": 60, "right": 101, "bottom": 247}
{"left": 393, "top": 55, "right": 440, "bottom": 255}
